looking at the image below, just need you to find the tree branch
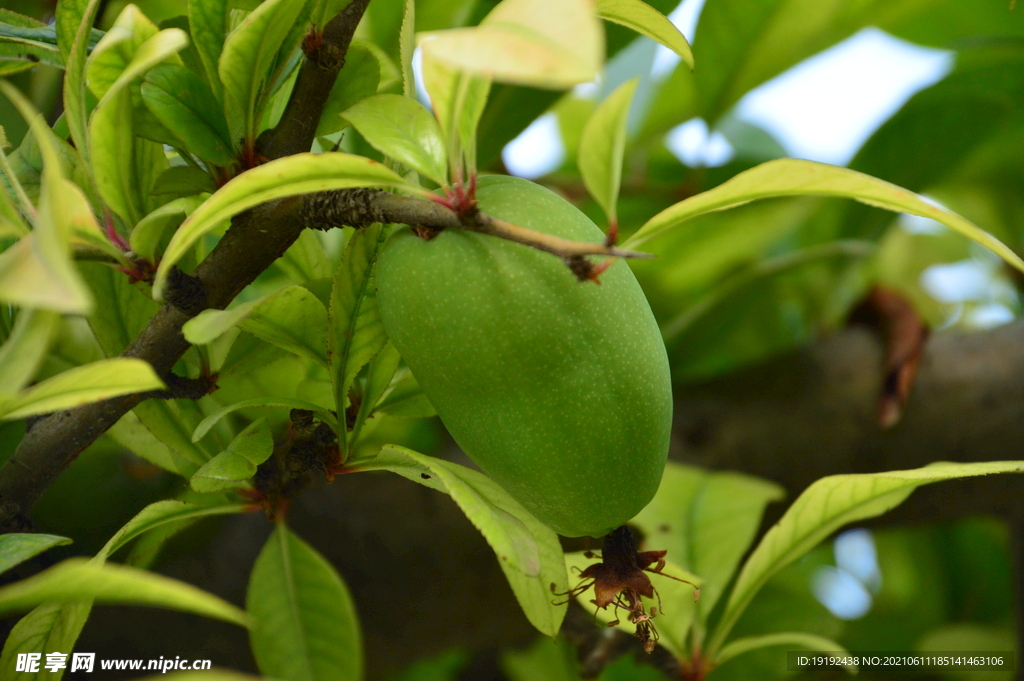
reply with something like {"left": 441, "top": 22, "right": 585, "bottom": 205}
{"left": 0, "top": 1, "right": 373, "bottom": 532}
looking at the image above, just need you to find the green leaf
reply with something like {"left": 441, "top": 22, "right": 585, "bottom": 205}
{"left": 188, "top": 0, "right": 228, "bottom": 100}
{"left": 142, "top": 64, "right": 236, "bottom": 167}
{"left": 661, "top": 241, "right": 874, "bottom": 381}
{"left": 349, "top": 341, "right": 400, "bottom": 446}
{"left": 184, "top": 284, "right": 329, "bottom": 366}
{"left": 0, "top": 358, "right": 165, "bottom": 421}
{"left": 312, "top": 0, "right": 355, "bottom": 30}
{"left": 578, "top": 78, "right": 636, "bottom": 228}
{"left": 247, "top": 524, "right": 362, "bottom": 681}
{"left": 501, "top": 636, "right": 578, "bottom": 681}
{"left": 374, "top": 370, "right": 436, "bottom": 418}
{"left": 192, "top": 397, "right": 338, "bottom": 443}
{"left": 218, "top": 0, "right": 310, "bottom": 144}
{"left": 344, "top": 445, "right": 568, "bottom": 637}
{"left": 0, "top": 534, "right": 72, "bottom": 576}
{"left": 342, "top": 94, "right": 448, "bottom": 185}
{"left": 0, "top": 558, "right": 249, "bottom": 626}
{"left": 55, "top": 0, "right": 97, "bottom": 63}
{"left": 85, "top": 5, "right": 160, "bottom": 101}
{"left": 191, "top": 418, "right": 274, "bottom": 492}
{"left": 0, "top": 309, "right": 59, "bottom": 398}
{"left": 0, "top": 601, "right": 92, "bottom": 681}
{"left": 421, "top": 0, "right": 603, "bottom": 89}
{"left": 328, "top": 223, "right": 389, "bottom": 456}
{"left": 61, "top": 0, "right": 102, "bottom": 158}
{"left": 0, "top": 82, "right": 94, "bottom": 314}
{"left": 152, "top": 152, "right": 428, "bottom": 299}
{"left": 564, "top": 551, "right": 701, "bottom": 660}
{"left": 707, "top": 461, "right": 1024, "bottom": 657}
{"left": 316, "top": 43, "right": 380, "bottom": 137}
{"left": 631, "top": 462, "right": 784, "bottom": 618}
{"left": 130, "top": 194, "right": 207, "bottom": 262}
{"left": 596, "top": 0, "right": 692, "bottom": 68}
{"left": 399, "top": 0, "right": 415, "bottom": 98}
{"left": 420, "top": 45, "right": 490, "bottom": 178}
{"left": 108, "top": 409, "right": 190, "bottom": 474}
{"left": 89, "top": 28, "right": 189, "bottom": 227}
{"left": 0, "top": 21, "right": 64, "bottom": 71}
{"left": 98, "top": 499, "right": 248, "bottom": 561}
{"left": 624, "top": 159, "right": 1024, "bottom": 274}
{"left": 715, "top": 632, "right": 856, "bottom": 672}
{"left": 134, "top": 400, "right": 211, "bottom": 468}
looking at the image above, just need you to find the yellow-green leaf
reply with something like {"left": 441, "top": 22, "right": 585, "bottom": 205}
{"left": 152, "top": 152, "right": 427, "bottom": 299}
{"left": 624, "top": 158, "right": 1024, "bottom": 274}
{"left": 420, "top": 0, "right": 602, "bottom": 90}
{"left": 0, "top": 358, "right": 165, "bottom": 421}
{"left": 596, "top": 0, "right": 692, "bottom": 68}
{"left": 578, "top": 77, "right": 636, "bottom": 228}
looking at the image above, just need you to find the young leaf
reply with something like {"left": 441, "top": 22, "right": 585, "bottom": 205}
{"left": 0, "top": 20, "right": 64, "bottom": 72}
{"left": 247, "top": 524, "right": 362, "bottom": 681}
{"left": 184, "top": 285, "right": 329, "bottom": 367}
{"left": 85, "top": 5, "right": 160, "bottom": 101}
{"left": 399, "top": 0, "right": 415, "bottom": 98}
{"left": 89, "top": 28, "right": 189, "bottom": 226}
{"left": 596, "top": 0, "right": 693, "bottom": 68}
{"left": 316, "top": 43, "right": 380, "bottom": 137}
{"left": 191, "top": 418, "right": 274, "bottom": 493}
{"left": 420, "top": 46, "right": 490, "bottom": 178}
{"left": 0, "top": 81, "right": 94, "bottom": 314}
{"left": 563, "top": 551, "right": 701, "bottom": 660}
{"left": 328, "top": 223, "right": 389, "bottom": 456}
{"left": 0, "top": 601, "right": 92, "bottom": 681}
{"left": 130, "top": 194, "right": 207, "bottom": 262}
{"left": 152, "top": 152, "right": 429, "bottom": 299}
{"left": 342, "top": 94, "right": 448, "bottom": 185}
{"left": 421, "top": 0, "right": 603, "bottom": 89}
{"left": 631, "top": 462, "right": 784, "bottom": 618}
{"left": 343, "top": 445, "right": 568, "bottom": 637}
{"left": 0, "top": 558, "right": 249, "bottom": 626}
{"left": 218, "top": 0, "right": 310, "bottom": 144}
{"left": 349, "top": 342, "right": 400, "bottom": 446}
{"left": 192, "top": 398, "right": 338, "bottom": 443}
{"left": 0, "top": 534, "right": 72, "bottom": 576}
{"left": 578, "top": 78, "right": 637, "bottom": 229}
{"left": 0, "top": 309, "right": 59, "bottom": 398}
{"left": 142, "top": 64, "right": 236, "bottom": 167}
{"left": 61, "top": 0, "right": 102, "bottom": 158}
{"left": 98, "top": 499, "right": 249, "bottom": 561}
{"left": 624, "top": 159, "right": 1024, "bottom": 275}
{"left": 715, "top": 632, "right": 856, "bottom": 672}
{"left": 135, "top": 400, "right": 211, "bottom": 468}
{"left": 707, "top": 460, "right": 1024, "bottom": 657}
{"left": 374, "top": 370, "right": 436, "bottom": 419}
{"left": 188, "top": 0, "right": 229, "bottom": 100}
{"left": 0, "top": 358, "right": 165, "bottom": 421}
{"left": 108, "top": 409, "right": 192, "bottom": 475}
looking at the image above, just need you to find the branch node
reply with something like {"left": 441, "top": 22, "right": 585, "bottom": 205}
{"left": 302, "top": 188, "right": 388, "bottom": 230}
{"left": 163, "top": 268, "right": 208, "bottom": 317}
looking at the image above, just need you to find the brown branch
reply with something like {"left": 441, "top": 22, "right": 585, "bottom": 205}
{"left": 0, "top": 1, "right": 373, "bottom": 532}
{"left": 303, "top": 189, "right": 653, "bottom": 280}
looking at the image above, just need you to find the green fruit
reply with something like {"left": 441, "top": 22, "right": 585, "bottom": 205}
{"left": 376, "top": 175, "right": 671, "bottom": 537}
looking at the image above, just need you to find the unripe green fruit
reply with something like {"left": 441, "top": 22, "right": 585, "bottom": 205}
{"left": 376, "top": 175, "right": 672, "bottom": 537}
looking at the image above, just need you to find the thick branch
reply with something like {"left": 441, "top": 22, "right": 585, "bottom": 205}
{"left": 0, "top": 2, "right": 372, "bottom": 532}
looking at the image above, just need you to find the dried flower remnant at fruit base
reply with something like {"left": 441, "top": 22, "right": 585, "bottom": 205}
{"left": 555, "top": 526, "right": 700, "bottom": 653}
